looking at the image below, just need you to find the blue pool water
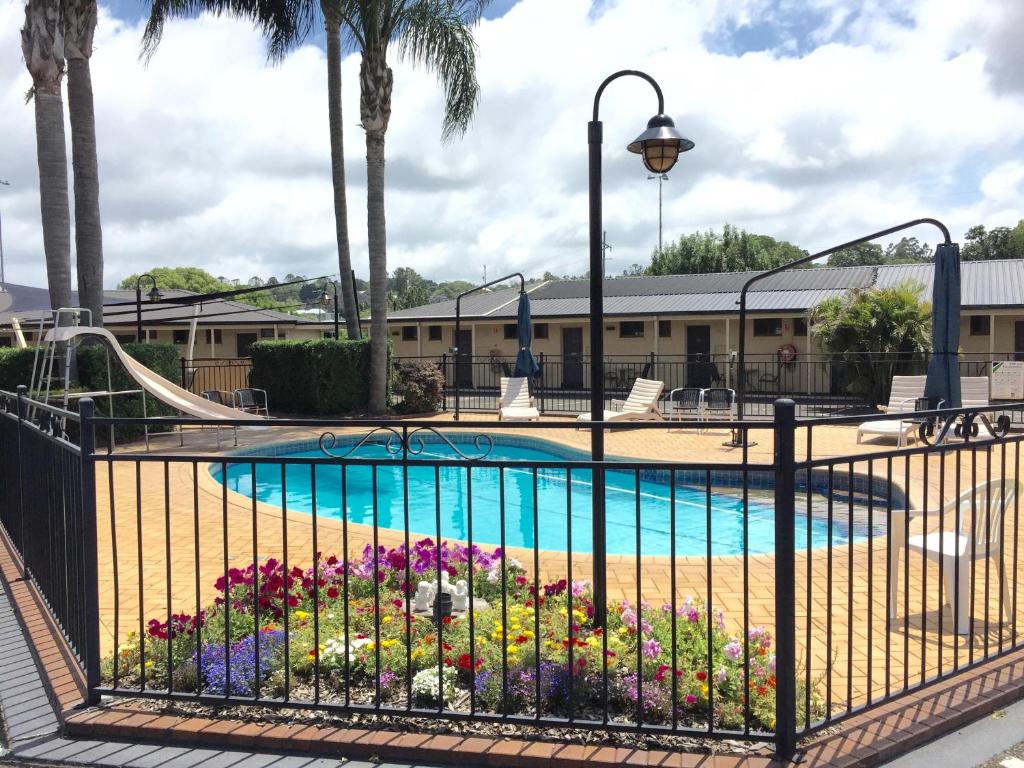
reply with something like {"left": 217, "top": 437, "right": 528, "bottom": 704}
{"left": 213, "top": 438, "right": 871, "bottom": 556}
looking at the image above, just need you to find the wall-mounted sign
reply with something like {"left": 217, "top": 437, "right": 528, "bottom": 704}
{"left": 991, "top": 361, "right": 1024, "bottom": 400}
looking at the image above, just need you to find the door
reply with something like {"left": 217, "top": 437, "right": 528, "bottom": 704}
{"left": 686, "top": 325, "right": 712, "bottom": 387}
{"left": 1016, "top": 322, "right": 1024, "bottom": 362}
{"left": 455, "top": 330, "right": 473, "bottom": 387}
{"left": 562, "top": 327, "right": 584, "bottom": 389}
{"left": 236, "top": 333, "right": 258, "bottom": 357}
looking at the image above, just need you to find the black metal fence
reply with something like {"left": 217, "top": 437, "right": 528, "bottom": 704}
{"left": 181, "top": 357, "right": 253, "bottom": 396}
{"left": 2, "top": 391, "right": 1024, "bottom": 759}
{"left": 400, "top": 351, "right": 1022, "bottom": 418}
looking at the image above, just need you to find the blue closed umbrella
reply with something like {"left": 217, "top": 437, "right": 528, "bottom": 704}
{"left": 924, "top": 243, "right": 962, "bottom": 409}
{"left": 513, "top": 291, "right": 540, "bottom": 380}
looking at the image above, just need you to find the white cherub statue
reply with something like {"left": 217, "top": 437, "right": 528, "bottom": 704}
{"left": 452, "top": 580, "right": 469, "bottom": 612}
{"left": 413, "top": 581, "right": 434, "bottom": 612}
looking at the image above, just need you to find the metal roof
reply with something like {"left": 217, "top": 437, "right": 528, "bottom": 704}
{"left": 0, "top": 283, "right": 321, "bottom": 327}
{"left": 387, "top": 259, "right": 1024, "bottom": 322}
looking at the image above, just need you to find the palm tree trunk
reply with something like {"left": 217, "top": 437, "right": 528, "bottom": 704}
{"left": 23, "top": 0, "right": 72, "bottom": 311}
{"left": 33, "top": 93, "right": 73, "bottom": 311}
{"left": 67, "top": 56, "right": 104, "bottom": 326}
{"left": 322, "top": 5, "right": 360, "bottom": 339}
{"left": 366, "top": 128, "right": 388, "bottom": 414}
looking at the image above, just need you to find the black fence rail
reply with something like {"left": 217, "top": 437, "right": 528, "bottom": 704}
{"left": 0, "top": 388, "right": 100, "bottom": 697}
{"left": 2, "top": 390, "right": 1024, "bottom": 759}
{"left": 181, "top": 357, "right": 253, "bottom": 396}
{"left": 401, "top": 352, "right": 1023, "bottom": 420}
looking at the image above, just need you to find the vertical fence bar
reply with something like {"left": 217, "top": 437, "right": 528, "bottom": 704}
{"left": 772, "top": 399, "right": 797, "bottom": 759}
{"left": 15, "top": 385, "right": 27, "bottom": 578}
{"left": 79, "top": 399, "right": 102, "bottom": 704}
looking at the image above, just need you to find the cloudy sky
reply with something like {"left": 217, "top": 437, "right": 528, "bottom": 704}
{"left": 2, "top": 0, "right": 1023, "bottom": 289}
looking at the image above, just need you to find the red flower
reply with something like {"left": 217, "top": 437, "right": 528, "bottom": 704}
{"left": 443, "top": 642, "right": 453, "bottom": 651}
{"left": 326, "top": 587, "right": 339, "bottom": 599}
{"left": 457, "top": 654, "right": 473, "bottom": 670}
{"left": 442, "top": 615, "right": 453, "bottom": 626}
{"left": 696, "top": 671, "right": 708, "bottom": 682}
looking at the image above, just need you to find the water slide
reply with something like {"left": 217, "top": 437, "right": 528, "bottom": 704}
{"left": 43, "top": 326, "right": 265, "bottom": 421}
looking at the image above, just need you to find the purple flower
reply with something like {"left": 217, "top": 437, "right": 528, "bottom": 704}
{"left": 641, "top": 639, "right": 662, "bottom": 660}
{"left": 197, "top": 630, "right": 286, "bottom": 696}
{"left": 724, "top": 640, "right": 742, "bottom": 662}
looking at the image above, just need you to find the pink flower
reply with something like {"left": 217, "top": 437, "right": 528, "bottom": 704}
{"left": 641, "top": 638, "right": 661, "bottom": 659}
{"left": 621, "top": 608, "right": 638, "bottom": 631}
{"left": 724, "top": 640, "right": 742, "bottom": 661}
{"left": 685, "top": 694, "right": 697, "bottom": 704}
{"left": 716, "top": 667, "right": 728, "bottom": 684}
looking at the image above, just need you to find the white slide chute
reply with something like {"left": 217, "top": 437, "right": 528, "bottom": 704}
{"left": 43, "top": 326, "right": 264, "bottom": 421}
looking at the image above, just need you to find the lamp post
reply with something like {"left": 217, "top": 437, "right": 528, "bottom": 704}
{"left": 0, "top": 179, "right": 9, "bottom": 288}
{"left": 135, "top": 273, "right": 163, "bottom": 342}
{"left": 321, "top": 282, "right": 340, "bottom": 339}
{"left": 588, "top": 70, "right": 693, "bottom": 625}
{"left": 647, "top": 173, "right": 668, "bottom": 253}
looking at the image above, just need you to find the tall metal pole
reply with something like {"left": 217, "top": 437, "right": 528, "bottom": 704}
{"left": 658, "top": 175, "right": 664, "bottom": 253}
{"left": 730, "top": 217, "right": 953, "bottom": 446}
{"left": 332, "top": 282, "right": 340, "bottom": 339}
{"left": 588, "top": 69, "right": 669, "bottom": 627}
{"left": 0, "top": 179, "right": 9, "bottom": 287}
{"left": 135, "top": 285, "right": 142, "bottom": 341}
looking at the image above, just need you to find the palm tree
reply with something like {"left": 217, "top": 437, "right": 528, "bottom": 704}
{"left": 341, "top": 0, "right": 485, "bottom": 413}
{"left": 21, "top": 0, "right": 73, "bottom": 310}
{"left": 65, "top": 0, "right": 105, "bottom": 326}
{"left": 142, "top": 0, "right": 363, "bottom": 339}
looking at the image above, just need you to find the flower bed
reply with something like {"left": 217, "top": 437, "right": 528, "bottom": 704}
{"left": 106, "top": 539, "right": 817, "bottom": 731}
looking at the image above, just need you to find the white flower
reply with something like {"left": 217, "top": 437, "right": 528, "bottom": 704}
{"left": 411, "top": 667, "right": 458, "bottom": 704}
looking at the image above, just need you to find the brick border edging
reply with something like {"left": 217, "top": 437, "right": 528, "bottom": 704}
{"left": 0, "top": 523, "right": 87, "bottom": 718}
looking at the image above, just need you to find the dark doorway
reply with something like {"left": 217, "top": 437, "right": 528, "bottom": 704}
{"left": 686, "top": 325, "right": 713, "bottom": 387}
{"left": 1015, "top": 321, "right": 1024, "bottom": 362}
{"left": 236, "top": 333, "right": 258, "bottom": 357}
{"left": 562, "top": 327, "right": 584, "bottom": 389}
{"left": 455, "top": 330, "right": 473, "bottom": 387}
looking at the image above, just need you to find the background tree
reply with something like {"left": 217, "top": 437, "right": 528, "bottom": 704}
{"left": 648, "top": 224, "right": 806, "bottom": 275}
{"left": 143, "top": 0, "right": 363, "bottom": 339}
{"left": 962, "top": 221, "right": 1024, "bottom": 261}
{"left": 825, "top": 242, "right": 885, "bottom": 268}
{"left": 883, "top": 237, "right": 932, "bottom": 263}
{"left": 65, "top": 0, "right": 105, "bottom": 325}
{"left": 343, "top": 0, "right": 487, "bottom": 413}
{"left": 811, "top": 281, "right": 931, "bottom": 406}
{"left": 22, "top": 0, "right": 73, "bottom": 310}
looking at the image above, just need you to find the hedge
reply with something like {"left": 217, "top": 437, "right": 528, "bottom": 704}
{"left": 250, "top": 338, "right": 374, "bottom": 415}
{"left": 77, "top": 342, "right": 181, "bottom": 440}
{"left": 0, "top": 347, "right": 40, "bottom": 392}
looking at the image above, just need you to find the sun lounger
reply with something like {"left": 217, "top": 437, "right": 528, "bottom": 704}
{"left": 498, "top": 377, "right": 539, "bottom": 421}
{"left": 576, "top": 378, "right": 665, "bottom": 423}
{"left": 857, "top": 375, "right": 926, "bottom": 447}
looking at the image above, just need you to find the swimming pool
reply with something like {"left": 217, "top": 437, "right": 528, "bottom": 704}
{"left": 213, "top": 436, "right": 875, "bottom": 556}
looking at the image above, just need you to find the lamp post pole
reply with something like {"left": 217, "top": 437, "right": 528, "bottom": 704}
{"left": 135, "top": 273, "right": 161, "bottom": 342}
{"left": 323, "top": 282, "right": 340, "bottom": 339}
{"left": 588, "top": 70, "right": 692, "bottom": 626}
{"left": 648, "top": 173, "right": 667, "bottom": 253}
{"left": 0, "top": 179, "right": 9, "bottom": 287}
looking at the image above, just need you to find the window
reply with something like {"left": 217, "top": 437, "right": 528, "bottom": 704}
{"left": 619, "top": 321, "right": 645, "bottom": 338}
{"left": 658, "top": 320, "right": 672, "bottom": 338}
{"left": 753, "top": 318, "right": 783, "bottom": 337}
{"left": 205, "top": 329, "right": 223, "bottom": 345}
{"left": 115, "top": 334, "right": 136, "bottom": 345}
{"left": 793, "top": 318, "right": 808, "bottom": 337}
{"left": 504, "top": 324, "right": 518, "bottom": 340}
{"left": 970, "top": 316, "right": 991, "bottom": 336}
{"left": 0, "top": 337, "right": 11, "bottom": 348}
{"left": 260, "top": 328, "right": 275, "bottom": 338}
{"left": 428, "top": 325, "right": 443, "bottom": 341}
{"left": 534, "top": 323, "right": 549, "bottom": 339}
{"left": 401, "top": 326, "right": 418, "bottom": 341}
{"left": 172, "top": 330, "right": 189, "bottom": 345}
{"left": 146, "top": 329, "right": 159, "bottom": 341}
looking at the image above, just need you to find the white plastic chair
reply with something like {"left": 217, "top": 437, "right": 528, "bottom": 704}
{"left": 498, "top": 377, "right": 539, "bottom": 421}
{"left": 889, "top": 478, "right": 1020, "bottom": 634}
{"left": 857, "top": 375, "right": 927, "bottom": 447}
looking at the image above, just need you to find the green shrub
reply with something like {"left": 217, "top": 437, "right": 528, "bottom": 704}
{"left": 77, "top": 342, "right": 181, "bottom": 441}
{"left": 0, "top": 347, "right": 40, "bottom": 392}
{"left": 250, "top": 338, "right": 373, "bottom": 415}
{"left": 392, "top": 360, "right": 444, "bottom": 414}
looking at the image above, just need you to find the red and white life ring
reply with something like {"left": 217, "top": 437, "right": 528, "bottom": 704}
{"left": 778, "top": 344, "right": 798, "bottom": 364}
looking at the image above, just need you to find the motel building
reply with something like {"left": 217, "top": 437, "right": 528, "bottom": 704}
{"left": 385, "top": 260, "right": 1024, "bottom": 396}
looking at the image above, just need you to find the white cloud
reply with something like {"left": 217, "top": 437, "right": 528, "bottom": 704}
{"left": 1, "top": 0, "right": 1023, "bottom": 291}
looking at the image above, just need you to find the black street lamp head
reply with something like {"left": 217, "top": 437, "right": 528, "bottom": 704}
{"left": 627, "top": 114, "right": 694, "bottom": 174}
{"left": 147, "top": 285, "right": 163, "bottom": 302}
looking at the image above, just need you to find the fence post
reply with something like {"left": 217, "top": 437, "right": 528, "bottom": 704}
{"left": 773, "top": 398, "right": 797, "bottom": 759}
{"left": 15, "top": 385, "right": 27, "bottom": 578}
{"left": 538, "top": 352, "right": 546, "bottom": 413}
{"left": 78, "top": 398, "right": 102, "bottom": 704}
{"left": 440, "top": 354, "right": 448, "bottom": 411}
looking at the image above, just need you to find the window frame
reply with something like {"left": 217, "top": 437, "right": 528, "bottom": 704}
{"left": 533, "top": 323, "right": 549, "bottom": 340}
{"left": 619, "top": 321, "right": 645, "bottom": 338}
{"left": 752, "top": 318, "right": 783, "bottom": 337}
{"left": 503, "top": 324, "right": 518, "bottom": 340}
{"left": 969, "top": 315, "right": 991, "bottom": 336}
{"left": 428, "top": 325, "right": 443, "bottom": 341}
{"left": 401, "top": 326, "right": 419, "bottom": 341}
{"left": 793, "top": 317, "right": 808, "bottom": 337}
{"left": 657, "top": 320, "right": 672, "bottom": 338}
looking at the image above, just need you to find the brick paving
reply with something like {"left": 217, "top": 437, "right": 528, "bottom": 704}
{"left": 94, "top": 415, "right": 1024, "bottom": 724}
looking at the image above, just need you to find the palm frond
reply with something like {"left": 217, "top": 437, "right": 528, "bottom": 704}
{"left": 141, "top": 0, "right": 316, "bottom": 64}
{"left": 394, "top": 0, "right": 483, "bottom": 141}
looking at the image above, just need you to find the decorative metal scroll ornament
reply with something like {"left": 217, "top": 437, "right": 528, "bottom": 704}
{"left": 319, "top": 427, "right": 494, "bottom": 461}
{"left": 918, "top": 409, "right": 1011, "bottom": 446}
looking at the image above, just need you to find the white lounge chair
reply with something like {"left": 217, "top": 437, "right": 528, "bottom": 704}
{"left": 498, "top": 377, "right": 539, "bottom": 421}
{"left": 576, "top": 377, "right": 665, "bottom": 423}
{"left": 857, "top": 375, "right": 927, "bottom": 447}
{"left": 889, "top": 479, "right": 1020, "bottom": 634}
